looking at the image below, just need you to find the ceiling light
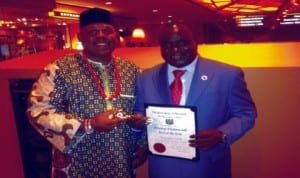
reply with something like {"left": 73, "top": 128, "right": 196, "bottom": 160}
{"left": 105, "top": 1, "right": 112, "bottom": 5}
{"left": 189, "top": 0, "right": 279, "bottom": 14}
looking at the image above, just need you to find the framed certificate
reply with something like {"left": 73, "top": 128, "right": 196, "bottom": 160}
{"left": 145, "top": 103, "right": 198, "bottom": 160}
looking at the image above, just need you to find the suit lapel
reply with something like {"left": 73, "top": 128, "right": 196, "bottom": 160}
{"left": 154, "top": 64, "right": 173, "bottom": 104}
{"left": 186, "top": 58, "right": 215, "bottom": 105}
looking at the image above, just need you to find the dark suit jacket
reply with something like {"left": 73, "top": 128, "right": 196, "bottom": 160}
{"left": 135, "top": 56, "right": 257, "bottom": 178}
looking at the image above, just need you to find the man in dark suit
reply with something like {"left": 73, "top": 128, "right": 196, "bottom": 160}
{"left": 136, "top": 22, "right": 257, "bottom": 178}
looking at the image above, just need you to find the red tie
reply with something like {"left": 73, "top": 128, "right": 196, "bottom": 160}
{"left": 170, "top": 70, "right": 186, "bottom": 105}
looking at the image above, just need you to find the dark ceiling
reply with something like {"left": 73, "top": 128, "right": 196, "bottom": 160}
{"left": 1, "top": 0, "right": 300, "bottom": 37}
{"left": 55, "top": 0, "right": 217, "bottom": 25}
{"left": 1, "top": 0, "right": 297, "bottom": 27}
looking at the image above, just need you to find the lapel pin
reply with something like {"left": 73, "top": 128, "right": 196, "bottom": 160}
{"left": 201, "top": 75, "right": 208, "bottom": 80}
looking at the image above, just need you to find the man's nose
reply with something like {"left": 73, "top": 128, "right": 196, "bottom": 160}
{"left": 96, "top": 30, "right": 105, "bottom": 37}
{"left": 172, "top": 46, "right": 179, "bottom": 52}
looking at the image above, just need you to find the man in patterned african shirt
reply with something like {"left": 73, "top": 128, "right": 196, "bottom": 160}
{"left": 27, "top": 8, "right": 148, "bottom": 178}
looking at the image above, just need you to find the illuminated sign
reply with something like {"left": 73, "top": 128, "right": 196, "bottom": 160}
{"left": 280, "top": 14, "right": 300, "bottom": 25}
{"left": 236, "top": 15, "right": 264, "bottom": 27}
{"left": 48, "top": 11, "right": 79, "bottom": 19}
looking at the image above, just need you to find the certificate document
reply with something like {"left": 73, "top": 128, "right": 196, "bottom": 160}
{"left": 146, "top": 104, "right": 197, "bottom": 160}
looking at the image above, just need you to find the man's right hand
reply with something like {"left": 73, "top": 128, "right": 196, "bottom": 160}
{"left": 91, "top": 109, "right": 126, "bottom": 132}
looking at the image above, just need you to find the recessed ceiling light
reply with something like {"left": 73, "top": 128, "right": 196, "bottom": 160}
{"left": 152, "top": 9, "right": 158, "bottom": 13}
{"left": 105, "top": 1, "right": 112, "bottom": 5}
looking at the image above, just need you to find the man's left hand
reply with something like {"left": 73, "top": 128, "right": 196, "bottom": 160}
{"left": 189, "top": 129, "right": 224, "bottom": 151}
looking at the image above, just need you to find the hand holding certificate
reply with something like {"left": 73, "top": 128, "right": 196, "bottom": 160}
{"left": 146, "top": 104, "right": 197, "bottom": 160}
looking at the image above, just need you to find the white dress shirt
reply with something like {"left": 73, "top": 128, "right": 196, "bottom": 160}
{"left": 167, "top": 56, "right": 198, "bottom": 105}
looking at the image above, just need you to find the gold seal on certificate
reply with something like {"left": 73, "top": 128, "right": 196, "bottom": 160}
{"left": 145, "top": 104, "right": 197, "bottom": 160}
